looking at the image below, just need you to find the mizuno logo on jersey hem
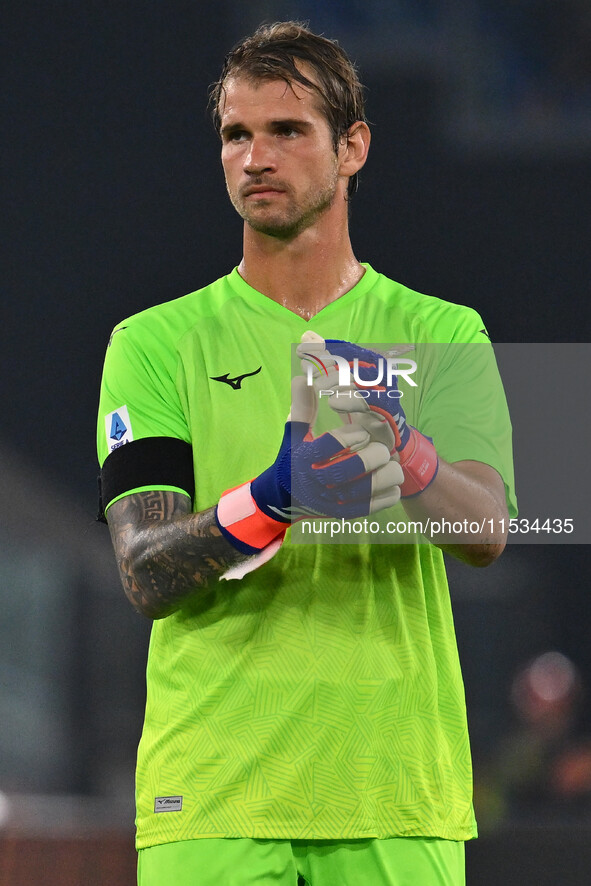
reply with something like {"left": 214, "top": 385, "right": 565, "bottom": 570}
{"left": 154, "top": 796, "right": 183, "bottom": 813}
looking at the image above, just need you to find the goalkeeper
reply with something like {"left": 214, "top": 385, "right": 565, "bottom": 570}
{"left": 97, "top": 20, "right": 515, "bottom": 886}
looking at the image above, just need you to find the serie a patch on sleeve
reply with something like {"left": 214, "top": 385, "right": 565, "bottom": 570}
{"left": 105, "top": 405, "right": 134, "bottom": 453}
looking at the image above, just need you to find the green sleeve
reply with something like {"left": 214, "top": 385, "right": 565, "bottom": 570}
{"left": 415, "top": 330, "right": 517, "bottom": 517}
{"left": 97, "top": 318, "right": 190, "bottom": 468}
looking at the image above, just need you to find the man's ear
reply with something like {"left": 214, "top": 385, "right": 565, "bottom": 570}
{"left": 338, "top": 121, "right": 371, "bottom": 178}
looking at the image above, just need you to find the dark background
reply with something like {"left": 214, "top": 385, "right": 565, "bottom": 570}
{"left": 3, "top": 2, "right": 590, "bottom": 507}
{"left": 2, "top": 0, "right": 591, "bottom": 877}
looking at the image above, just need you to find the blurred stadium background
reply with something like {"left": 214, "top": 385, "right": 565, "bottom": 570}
{"left": 2, "top": 1, "right": 590, "bottom": 883}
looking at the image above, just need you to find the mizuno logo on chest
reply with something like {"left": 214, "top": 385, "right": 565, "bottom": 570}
{"left": 210, "top": 366, "right": 262, "bottom": 390}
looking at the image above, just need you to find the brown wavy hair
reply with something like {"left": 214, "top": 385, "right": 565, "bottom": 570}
{"left": 209, "top": 21, "right": 367, "bottom": 198}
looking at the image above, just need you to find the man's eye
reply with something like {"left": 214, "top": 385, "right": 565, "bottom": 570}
{"left": 226, "top": 130, "right": 248, "bottom": 143}
{"left": 277, "top": 126, "right": 298, "bottom": 138}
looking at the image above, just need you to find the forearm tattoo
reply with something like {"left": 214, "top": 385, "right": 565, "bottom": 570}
{"left": 107, "top": 491, "right": 247, "bottom": 618}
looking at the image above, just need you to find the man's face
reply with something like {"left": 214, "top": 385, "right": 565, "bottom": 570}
{"left": 219, "top": 74, "right": 342, "bottom": 239}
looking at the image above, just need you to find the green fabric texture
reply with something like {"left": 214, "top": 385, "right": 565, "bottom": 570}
{"left": 138, "top": 836, "right": 465, "bottom": 886}
{"left": 97, "top": 265, "right": 515, "bottom": 849}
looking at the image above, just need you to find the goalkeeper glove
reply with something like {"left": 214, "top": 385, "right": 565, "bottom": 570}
{"left": 298, "top": 337, "right": 438, "bottom": 498}
{"left": 216, "top": 375, "right": 403, "bottom": 556}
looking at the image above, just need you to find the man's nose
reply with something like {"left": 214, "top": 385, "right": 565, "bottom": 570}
{"left": 244, "top": 136, "right": 277, "bottom": 175}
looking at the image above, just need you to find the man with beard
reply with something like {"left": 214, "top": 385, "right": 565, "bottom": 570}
{"left": 97, "top": 21, "right": 515, "bottom": 886}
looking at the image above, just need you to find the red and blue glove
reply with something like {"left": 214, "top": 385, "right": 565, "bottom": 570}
{"left": 216, "top": 375, "right": 403, "bottom": 556}
{"left": 299, "top": 337, "right": 439, "bottom": 498}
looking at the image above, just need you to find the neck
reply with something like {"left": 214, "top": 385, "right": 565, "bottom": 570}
{"left": 238, "top": 215, "right": 365, "bottom": 320}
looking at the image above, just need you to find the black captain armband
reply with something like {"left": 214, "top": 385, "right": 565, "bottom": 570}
{"left": 97, "top": 437, "right": 195, "bottom": 523}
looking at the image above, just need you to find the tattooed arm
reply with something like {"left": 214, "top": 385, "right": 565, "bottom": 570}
{"left": 106, "top": 490, "right": 249, "bottom": 619}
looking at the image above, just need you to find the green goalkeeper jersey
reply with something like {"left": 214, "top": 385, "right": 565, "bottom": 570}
{"left": 97, "top": 264, "right": 516, "bottom": 849}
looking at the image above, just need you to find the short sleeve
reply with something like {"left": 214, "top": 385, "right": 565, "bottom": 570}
{"left": 413, "top": 313, "right": 517, "bottom": 517}
{"left": 96, "top": 319, "right": 193, "bottom": 516}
